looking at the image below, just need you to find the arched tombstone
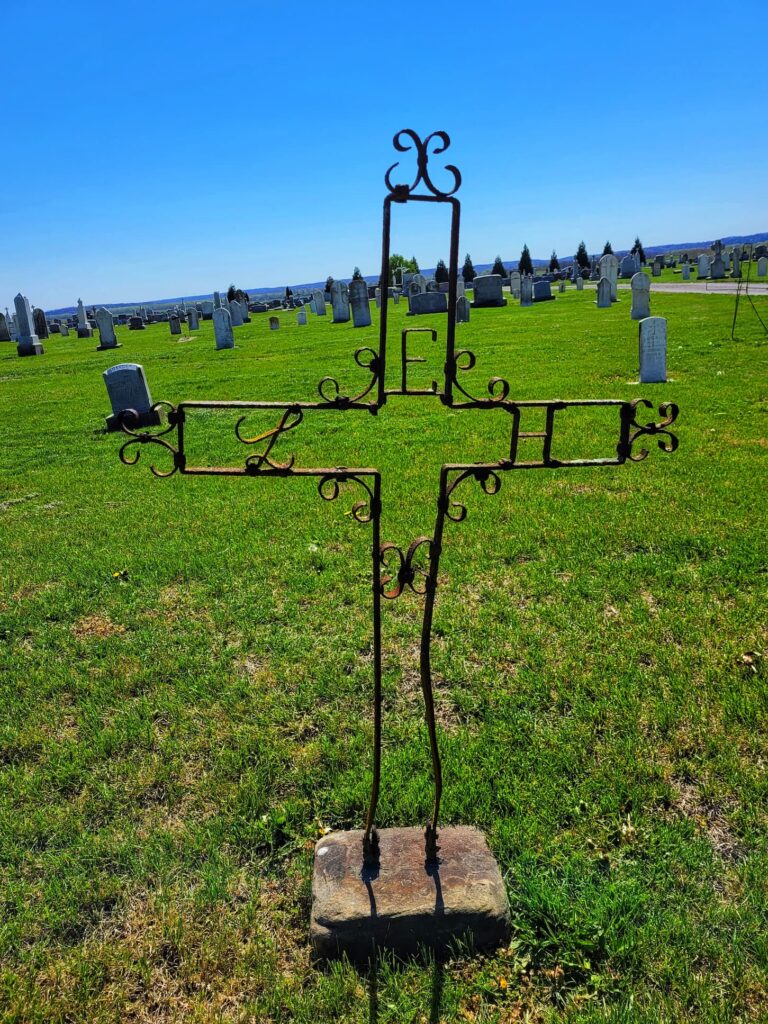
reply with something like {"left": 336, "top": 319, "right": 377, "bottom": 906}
{"left": 508, "top": 271, "right": 521, "bottom": 298}
{"left": 697, "top": 254, "right": 710, "bottom": 278}
{"left": 269, "top": 316, "right": 280, "bottom": 330}
{"left": 630, "top": 273, "right": 651, "bottom": 320}
{"left": 95, "top": 307, "right": 120, "bottom": 349}
{"left": 229, "top": 300, "right": 244, "bottom": 327}
{"left": 312, "top": 290, "right": 327, "bottom": 315}
{"left": 639, "top": 316, "right": 667, "bottom": 383}
{"left": 331, "top": 281, "right": 350, "bottom": 323}
{"left": 213, "top": 307, "right": 234, "bottom": 349}
{"left": 598, "top": 253, "right": 619, "bottom": 301}
{"left": 757, "top": 256, "right": 768, "bottom": 277}
{"left": 33, "top": 307, "right": 49, "bottom": 339}
{"left": 349, "top": 278, "right": 372, "bottom": 327}
{"left": 296, "top": 309, "right": 307, "bottom": 326}
{"left": 595, "top": 277, "right": 612, "bottom": 308}
{"left": 103, "top": 362, "right": 162, "bottom": 431}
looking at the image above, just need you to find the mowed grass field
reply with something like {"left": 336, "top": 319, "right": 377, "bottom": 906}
{"left": 0, "top": 287, "right": 766, "bottom": 1023}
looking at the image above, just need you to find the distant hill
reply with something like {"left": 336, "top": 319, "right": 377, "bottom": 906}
{"left": 43, "top": 232, "right": 768, "bottom": 313}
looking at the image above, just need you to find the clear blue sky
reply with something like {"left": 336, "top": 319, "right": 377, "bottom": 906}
{"left": 2, "top": 0, "right": 766, "bottom": 311}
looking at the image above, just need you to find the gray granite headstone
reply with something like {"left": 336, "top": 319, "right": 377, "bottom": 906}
{"left": 533, "top": 280, "right": 554, "bottom": 302}
{"left": 349, "top": 279, "right": 372, "bottom": 327}
{"left": 575, "top": 273, "right": 584, "bottom": 291}
{"left": 408, "top": 291, "right": 448, "bottom": 316}
{"left": 507, "top": 271, "right": 521, "bottom": 299}
{"left": 731, "top": 254, "right": 741, "bottom": 278}
{"left": 682, "top": 263, "right": 690, "bottom": 281}
{"left": 0, "top": 313, "right": 11, "bottom": 342}
{"left": 456, "top": 278, "right": 466, "bottom": 299}
{"left": 213, "top": 307, "right": 234, "bottom": 349}
{"left": 375, "top": 287, "right": 382, "bottom": 308}
{"left": 620, "top": 254, "right": 637, "bottom": 279}
{"left": 471, "top": 275, "right": 507, "bottom": 308}
{"left": 757, "top": 256, "right": 768, "bottom": 276}
{"left": 312, "top": 290, "right": 327, "bottom": 316}
{"left": 14, "top": 293, "right": 43, "bottom": 356}
{"left": 169, "top": 315, "right": 182, "bottom": 335}
{"left": 201, "top": 300, "right": 214, "bottom": 320}
{"left": 103, "top": 362, "right": 162, "bottom": 431}
{"left": 630, "top": 273, "right": 651, "bottom": 320}
{"left": 269, "top": 316, "right": 280, "bottom": 330}
{"left": 297, "top": 309, "right": 307, "bottom": 325}
{"left": 76, "top": 298, "right": 93, "bottom": 338}
{"left": 213, "top": 291, "right": 222, "bottom": 309}
{"left": 697, "top": 254, "right": 710, "bottom": 278}
{"left": 596, "top": 277, "right": 612, "bottom": 308}
{"left": 95, "top": 307, "right": 120, "bottom": 349}
{"left": 710, "top": 256, "right": 725, "bottom": 280}
{"left": 33, "top": 307, "right": 49, "bottom": 339}
{"left": 393, "top": 291, "right": 400, "bottom": 304}
{"left": 187, "top": 307, "right": 200, "bottom": 330}
{"left": 652, "top": 261, "right": 662, "bottom": 277}
{"left": 229, "top": 301, "right": 244, "bottom": 327}
{"left": 129, "top": 316, "right": 144, "bottom": 330}
{"left": 59, "top": 323, "right": 70, "bottom": 336}
{"left": 456, "top": 296, "right": 470, "bottom": 323}
{"left": 331, "top": 281, "right": 350, "bottom": 323}
{"left": 639, "top": 317, "right": 667, "bottom": 383}
{"left": 520, "top": 276, "right": 533, "bottom": 307}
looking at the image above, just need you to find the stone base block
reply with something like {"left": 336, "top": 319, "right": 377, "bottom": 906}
{"left": 96, "top": 342, "right": 122, "bottom": 351}
{"left": 18, "top": 341, "right": 44, "bottom": 357}
{"left": 310, "top": 826, "right": 510, "bottom": 963}
{"left": 105, "top": 408, "right": 163, "bottom": 433}
{"left": 77, "top": 327, "right": 93, "bottom": 338}
{"left": 471, "top": 299, "right": 508, "bottom": 308}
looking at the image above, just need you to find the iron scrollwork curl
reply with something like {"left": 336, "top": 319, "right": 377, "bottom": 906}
{"left": 384, "top": 130, "right": 462, "bottom": 199}
{"left": 317, "top": 348, "right": 380, "bottom": 406}
{"left": 379, "top": 537, "right": 434, "bottom": 599}
{"left": 623, "top": 400, "right": 679, "bottom": 462}
{"left": 118, "top": 402, "right": 181, "bottom": 478}
{"left": 450, "top": 349, "right": 511, "bottom": 404}
{"left": 318, "top": 472, "right": 377, "bottom": 524}
{"left": 443, "top": 467, "right": 503, "bottom": 524}
{"left": 236, "top": 406, "right": 303, "bottom": 473}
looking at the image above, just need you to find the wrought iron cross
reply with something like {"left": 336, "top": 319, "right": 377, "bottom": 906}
{"left": 115, "top": 130, "right": 679, "bottom": 868}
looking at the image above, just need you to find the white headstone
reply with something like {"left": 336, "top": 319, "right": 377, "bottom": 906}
{"left": 639, "top": 317, "right": 667, "bottom": 383}
{"left": 95, "top": 307, "right": 119, "bottom": 349}
{"left": 596, "top": 277, "right": 612, "bottom": 308}
{"left": 757, "top": 256, "right": 768, "bottom": 277}
{"left": 630, "top": 273, "right": 651, "bottom": 320}
{"left": 59, "top": 322, "right": 70, "bottom": 336}
{"left": 375, "top": 287, "right": 381, "bottom": 308}
{"left": 598, "top": 253, "right": 619, "bottom": 301}
{"left": 575, "top": 273, "right": 584, "bottom": 291}
{"left": 697, "top": 254, "right": 710, "bottom": 278}
{"left": 349, "top": 279, "right": 372, "bottom": 327}
{"left": 14, "top": 293, "right": 43, "bottom": 356}
{"left": 77, "top": 298, "right": 88, "bottom": 328}
{"left": 213, "top": 307, "right": 234, "bottom": 349}
{"left": 330, "top": 281, "right": 350, "bottom": 323}
{"left": 103, "top": 362, "right": 161, "bottom": 430}
{"left": 312, "top": 289, "right": 327, "bottom": 316}
{"left": 456, "top": 278, "right": 466, "bottom": 299}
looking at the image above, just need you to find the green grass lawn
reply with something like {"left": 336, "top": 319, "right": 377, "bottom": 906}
{"left": 1, "top": 289, "right": 766, "bottom": 1022}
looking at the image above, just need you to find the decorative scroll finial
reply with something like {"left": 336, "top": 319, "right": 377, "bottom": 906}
{"left": 384, "top": 130, "right": 462, "bottom": 199}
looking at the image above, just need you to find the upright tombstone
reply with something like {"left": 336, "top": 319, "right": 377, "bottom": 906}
{"left": 103, "top": 363, "right": 162, "bottom": 431}
{"left": 95, "top": 307, "right": 121, "bottom": 350}
{"left": 331, "top": 280, "right": 351, "bottom": 323}
{"left": 375, "top": 287, "right": 382, "bottom": 308}
{"left": 681, "top": 262, "right": 690, "bottom": 281}
{"left": 599, "top": 253, "right": 619, "bottom": 301}
{"left": 456, "top": 296, "right": 470, "bottom": 323}
{"left": 201, "top": 300, "right": 214, "bottom": 320}
{"left": 297, "top": 309, "right": 307, "bottom": 326}
{"left": 129, "top": 316, "right": 145, "bottom": 330}
{"left": 697, "top": 254, "right": 710, "bottom": 278}
{"left": 638, "top": 316, "right": 667, "bottom": 383}
{"left": 76, "top": 298, "right": 93, "bottom": 338}
{"left": 575, "top": 273, "right": 584, "bottom": 291}
{"left": 169, "top": 315, "right": 182, "bottom": 335}
{"left": 187, "top": 307, "right": 200, "bottom": 330}
{"left": 507, "top": 270, "right": 520, "bottom": 299}
{"left": 456, "top": 278, "right": 466, "bottom": 299}
{"left": 520, "top": 276, "right": 533, "bottom": 307}
{"left": 312, "top": 290, "right": 327, "bottom": 316}
{"left": 620, "top": 254, "right": 637, "bottom": 279}
{"left": 269, "top": 316, "right": 280, "bottom": 330}
{"left": 757, "top": 256, "right": 768, "bottom": 277}
{"left": 589, "top": 262, "right": 600, "bottom": 282}
{"left": 731, "top": 253, "right": 741, "bottom": 278}
{"left": 33, "top": 308, "right": 49, "bottom": 339}
{"left": 630, "top": 273, "right": 651, "bottom": 320}
{"left": 213, "top": 307, "right": 234, "bottom": 349}
{"left": 710, "top": 240, "right": 725, "bottom": 280}
{"left": 471, "top": 275, "right": 507, "bottom": 308}
{"left": 533, "top": 280, "right": 554, "bottom": 302}
{"left": 408, "top": 292, "right": 448, "bottom": 316}
{"left": 349, "top": 279, "right": 372, "bottom": 328}
{"left": 14, "top": 293, "right": 43, "bottom": 356}
{"left": 213, "top": 291, "right": 222, "bottom": 309}
{"left": 393, "top": 291, "right": 400, "bottom": 305}
{"left": 59, "top": 322, "right": 70, "bottom": 337}
{"left": 229, "top": 300, "right": 244, "bottom": 327}
{"left": 0, "top": 313, "right": 10, "bottom": 342}
{"left": 411, "top": 274, "right": 427, "bottom": 294}
{"left": 558, "top": 281, "right": 566, "bottom": 294}
{"left": 595, "top": 277, "right": 612, "bottom": 308}
{"left": 652, "top": 261, "right": 662, "bottom": 277}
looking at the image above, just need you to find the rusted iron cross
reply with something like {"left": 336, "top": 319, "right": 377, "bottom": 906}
{"left": 116, "top": 130, "right": 679, "bottom": 868}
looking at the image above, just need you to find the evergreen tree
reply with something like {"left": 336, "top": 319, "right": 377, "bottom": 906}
{"left": 227, "top": 284, "right": 237, "bottom": 302}
{"left": 603, "top": 240, "right": 614, "bottom": 255}
{"left": 549, "top": 250, "right": 560, "bottom": 272}
{"left": 410, "top": 255, "right": 420, "bottom": 273}
{"left": 631, "top": 237, "right": 646, "bottom": 263}
{"left": 491, "top": 256, "right": 506, "bottom": 277}
{"left": 434, "top": 259, "right": 449, "bottom": 283}
{"left": 325, "top": 276, "right": 335, "bottom": 292}
{"left": 518, "top": 244, "right": 533, "bottom": 276}
{"left": 462, "top": 253, "right": 476, "bottom": 283}
{"left": 576, "top": 241, "right": 590, "bottom": 269}
{"left": 352, "top": 267, "right": 363, "bottom": 280}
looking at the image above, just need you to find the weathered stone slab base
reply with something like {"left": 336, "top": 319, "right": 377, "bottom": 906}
{"left": 310, "top": 826, "right": 510, "bottom": 963}
{"left": 96, "top": 343, "right": 122, "bottom": 351}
